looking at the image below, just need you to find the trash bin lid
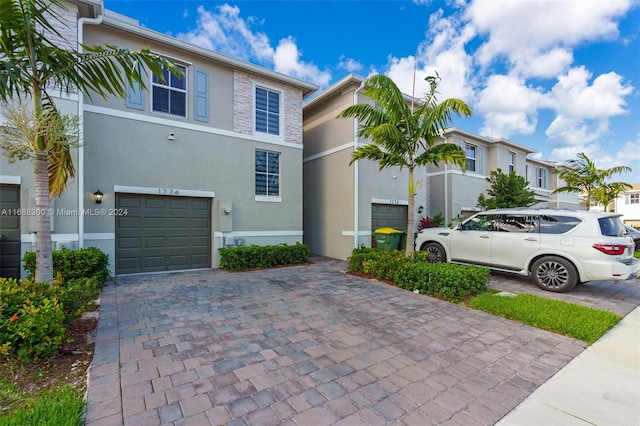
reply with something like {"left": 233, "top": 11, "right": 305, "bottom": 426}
{"left": 375, "top": 227, "right": 402, "bottom": 234}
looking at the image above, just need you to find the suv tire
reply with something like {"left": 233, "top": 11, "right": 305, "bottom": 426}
{"left": 421, "top": 242, "right": 447, "bottom": 263}
{"left": 531, "top": 256, "right": 578, "bottom": 292}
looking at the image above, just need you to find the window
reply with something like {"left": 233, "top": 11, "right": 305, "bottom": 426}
{"left": 496, "top": 215, "right": 537, "bottom": 233}
{"left": 465, "top": 143, "right": 477, "bottom": 172}
{"left": 152, "top": 65, "right": 187, "bottom": 117}
{"left": 461, "top": 214, "right": 497, "bottom": 231}
{"left": 255, "top": 150, "right": 280, "bottom": 196}
{"left": 627, "top": 194, "right": 639, "bottom": 204}
{"left": 536, "top": 167, "right": 547, "bottom": 188}
{"left": 508, "top": 152, "right": 516, "bottom": 173}
{"left": 539, "top": 215, "right": 582, "bottom": 234}
{"left": 255, "top": 87, "right": 280, "bottom": 135}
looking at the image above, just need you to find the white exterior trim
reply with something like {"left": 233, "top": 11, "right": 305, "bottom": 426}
{"left": 255, "top": 195, "right": 282, "bottom": 203}
{"left": 0, "top": 175, "right": 21, "bottom": 184}
{"left": 303, "top": 142, "right": 354, "bottom": 163}
{"left": 371, "top": 198, "right": 409, "bottom": 206}
{"left": 113, "top": 185, "right": 215, "bottom": 198}
{"left": 84, "top": 105, "right": 304, "bottom": 150}
{"left": 22, "top": 233, "right": 79, "bottom": 243}
{"left": 84, "top": 233, "right": 115, "bottom": 240}
{"left": 214, "top": 230, "right": 303, "bottom": 237}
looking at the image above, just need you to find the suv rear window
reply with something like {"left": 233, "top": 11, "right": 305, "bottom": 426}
{"left": 539, "top": 215, "right": 582, "bottom": 234}
{"left": 598, "top": 217, "right": 624, "bottom": 237}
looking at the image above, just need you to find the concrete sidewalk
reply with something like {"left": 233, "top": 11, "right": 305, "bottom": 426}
{"left": 497, "top": 305, "right": 640, "bottom": 425}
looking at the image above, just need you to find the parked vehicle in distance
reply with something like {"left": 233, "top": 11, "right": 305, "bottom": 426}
{"left": 415, "top": 208, "right": 640, "bottom": 292}
{"left": 624, "top": 225, "right": 640, "bottom": 252}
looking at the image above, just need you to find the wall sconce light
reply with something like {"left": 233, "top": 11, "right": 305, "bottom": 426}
{"left": 418, "top": 205, "right": 424, "bottom": 214}
{"left": 167, "top": 132, "right": 175, "bottom": 141}
{"left": 93, "top": 190, "right": 104, "bottom": 204}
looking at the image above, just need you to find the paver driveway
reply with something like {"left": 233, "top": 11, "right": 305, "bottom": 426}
{"left": 85, "top": 257, "right": 589, "bottom": 425}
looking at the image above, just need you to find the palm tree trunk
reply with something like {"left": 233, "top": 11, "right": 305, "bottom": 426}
{"left": 406, "top": 165, "right": 415, "bottom": 257}
{"left": 33, "top": 150, "right": 53, "bottom": 283}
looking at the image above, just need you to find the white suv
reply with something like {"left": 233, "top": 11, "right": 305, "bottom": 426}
{"left": 415, "top": 208, "right": 640, "bottom": 292}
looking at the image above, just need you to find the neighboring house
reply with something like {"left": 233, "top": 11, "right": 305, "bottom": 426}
{"left": 302, "top": 75, "right": 580, "bottom": 261}
{"left": 303, "top": 74, "right": 419, "bottom": 261}
{"left": 0, "top": 1, "right": 317, "bottom": 278}
{"left": 615, "top": 183, "right": 640, "bottom": 226}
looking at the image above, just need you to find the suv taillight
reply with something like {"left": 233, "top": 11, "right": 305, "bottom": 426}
{"left": 592, "top": 243, "right": 626, "bottom": 255}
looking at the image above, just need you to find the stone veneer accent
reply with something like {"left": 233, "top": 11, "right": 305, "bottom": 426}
{"left": 233, "top": 71, "right": 303, "bottom": 145}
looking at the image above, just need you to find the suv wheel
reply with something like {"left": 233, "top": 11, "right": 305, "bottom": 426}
{"left": 531, "top": 256, "right": 578, "bottom": 292}
{"left": 421, "top": 242, "right": 447, "bottom": 263}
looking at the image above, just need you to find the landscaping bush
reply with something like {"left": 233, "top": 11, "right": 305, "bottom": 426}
{"left": 22, "top": 246, "right": 109, "bottom": 283}
{"left": 394, "top": 262, "right": 490, "bottom": 302}
{"left": 347, "top": 248, "right": 489, "bottom": 303}
{"left": 219, "top": 243, "right": 310, "bottom": 271}
{"left": 0, "top": 278, "right": 65, "bottom": 360}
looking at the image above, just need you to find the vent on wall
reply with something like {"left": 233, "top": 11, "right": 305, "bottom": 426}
{"left": 225, "top": 236, "right": 235, "bottom": 246}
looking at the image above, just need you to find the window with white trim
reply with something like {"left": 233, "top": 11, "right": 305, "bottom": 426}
{"left": 508, "top": 151, "right": 516, "bottom": 173}
{"left": 465, "top": 143, "right": 477, "bottom": 172}
{"left": 628, "top": 193, "right": 639, "bottom": 204}
{"left": 255, "top": 87, "right": 280, "bottom": 135}
{"left": 255, "top": 150, "right": 280, "bottom": 196}
{"left": 152, "top": 64, "right": 187, "bottom": 117}
{"left": 536, "top": 167, "right": 547, "bottom": 188}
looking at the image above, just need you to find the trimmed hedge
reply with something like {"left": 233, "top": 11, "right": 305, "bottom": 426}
{"left": 219, "top": 243, "right": 310, "bottom": 271}
{"left": 347, "top": 247, "right": 490, "bottom": 303}
{"left": 23, "top": 246, "right": 109, "bottom": 283}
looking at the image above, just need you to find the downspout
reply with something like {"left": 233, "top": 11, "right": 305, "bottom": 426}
{"left": 77, "top": 7, "right": 104, "bottom": 248}
{"left": 353, "top": 80, "right": 365, "bottom": 249}
{"left": 441, "top": 134, "right": 449, "bottom": 224}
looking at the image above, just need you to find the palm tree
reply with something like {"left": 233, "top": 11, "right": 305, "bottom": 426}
{"left": 0, "top": 0, "right": 182, "bottom": 282}
{"left": 338, "top": 74, "right": 472, "bottom": 256}
{"left": 592, "top": 182, "right": 632, "bottom": 212}
{"left": 553, "top": 152, "right": 632, "bottom": 210}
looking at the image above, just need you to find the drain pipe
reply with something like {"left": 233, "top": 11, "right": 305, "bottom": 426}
{"left": 353, "top": 80, "right": 365, "bottom": 249}
{"left": 77, "top": 6, "right": 104, "bottom": 248}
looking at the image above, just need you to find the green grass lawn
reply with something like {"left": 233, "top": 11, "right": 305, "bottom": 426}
{"left": 466, "top": 293, "right": 622, "bottom": 344}
{"left": 0, "top": 380, "right": 84, "bottom": 426}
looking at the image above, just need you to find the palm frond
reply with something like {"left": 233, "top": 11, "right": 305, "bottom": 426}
{"left": 415, "top": 143, "right": 466, "bottom": 169}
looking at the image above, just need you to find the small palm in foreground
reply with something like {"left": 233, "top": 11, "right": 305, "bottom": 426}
{"left": 338, "top": 74, "right": 472, "bottom": 256}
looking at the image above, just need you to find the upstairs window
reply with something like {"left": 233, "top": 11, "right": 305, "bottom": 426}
{"left": 627, "top": 194, "right": 639, "bottom": 204}
{"left": 152, "top": 64, "right": 187, "bottom": 117}
{"left": 508, "top": 151, "right": 516, "bottom": 173}
{"left": 255, "top": 87, "right": 280, "bottom": 135}
{"left": 536, "top": 167, "right": 547, "bottom": 188}
{"left": 465, "top": 143, "right": 477, "bottom": 172}
{"left": 255, "top": 150, "right": 280, "bottom": 196}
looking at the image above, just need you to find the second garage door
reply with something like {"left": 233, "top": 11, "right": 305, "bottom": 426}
{"left": 115, "top": 194, "right": 211, "bottom": 274}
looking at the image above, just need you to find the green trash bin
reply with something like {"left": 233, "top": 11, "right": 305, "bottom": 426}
{"left": 374, "top": 227, "right": 402, "bottom": 251}
{"left": 399, "top": 230, "right": 418, "bottom": 250}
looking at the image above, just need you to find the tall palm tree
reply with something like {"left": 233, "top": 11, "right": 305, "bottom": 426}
{"left": 338, "top": 74, "right": 472, "bottom": 256}
{"left": 592, "top": 181, "right": 632, "bottom": 212}
{"left": 0, "top": 0, "right": 182, "bottom": 282}
{"left": 553, "top": 152, "right": 632, "bottom": 210}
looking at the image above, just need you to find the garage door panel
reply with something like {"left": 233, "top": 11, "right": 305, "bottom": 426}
{"left": 117, "top": 237, "right": 141, "bottom": 249}
{"left": 0, "top": 184, "right": 22, "bottom": 278}
{"left": 115, "top": 194, "right": 211, "bottom": 274}
{"left": 117, "top": 216, "right": 141, "bottom": 229}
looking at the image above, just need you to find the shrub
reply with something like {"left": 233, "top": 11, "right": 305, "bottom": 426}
{"left": 362, "top": 250, "right": 407, "bottom": 281}
{"left": 0, "top": 278, "right": 66, "bottom": 360}
{"left": 22, "top": 247, "right": 109, "bottom": 284}
{"left": 219, "top": 243, "right": 310, "bottom": 271}
{"left": 395, "top": 262, "right": 490, "bottom": 302}
{"left": 0, "top": 274, "right": 100, "bottom": 361}
{"left": 347, "top": 247, "right": 378, "bottom": 272}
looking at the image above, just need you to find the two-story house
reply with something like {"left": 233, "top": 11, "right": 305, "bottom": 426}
{"left": 615, "top": 183, "right": 640, "bottom": 226}
{"left": 302, "top": 74, "right": 579, "bottom": 261}
{"left": 0, "top": 1, "right": 317, "bottom": 277}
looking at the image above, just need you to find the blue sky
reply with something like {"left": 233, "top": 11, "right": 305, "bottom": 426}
{"left": 105, "top": 0, "right": 640, "bottom": 183}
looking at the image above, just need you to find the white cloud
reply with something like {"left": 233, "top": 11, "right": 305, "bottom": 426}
{"left": 337, "top": 55, "right": 363, "bottom": 73}
{"left": 385, "top": 9, "right": 475, "bottom": 103}
{"left": 545, "top": 66, "right": 634, "bottom": 144}
{"left": 177, "top": 4, "right": 330, "bottom": 87}
{"left": 465, "top": 0, "right": 633, "bottom": 78}
{"left": 476, "top": 75, "right": 545, "bottom": 138}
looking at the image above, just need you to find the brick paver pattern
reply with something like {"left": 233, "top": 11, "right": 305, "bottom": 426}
{"left": 84, "top": 257, "right": 638, "bottom": 425}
